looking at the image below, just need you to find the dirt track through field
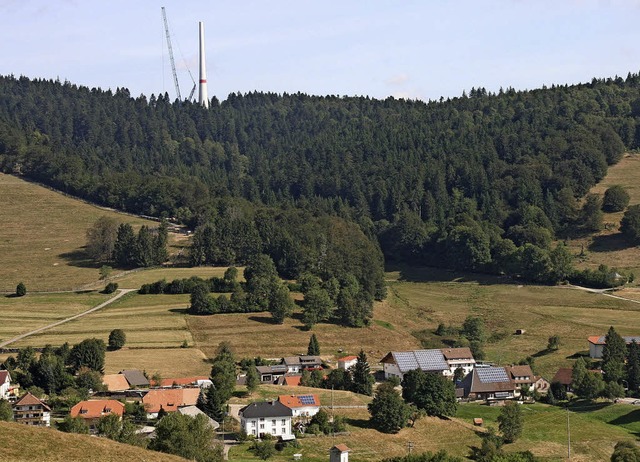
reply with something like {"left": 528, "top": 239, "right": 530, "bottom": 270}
{"left": 0, "top": 288, "right": 136, "bottom": 348}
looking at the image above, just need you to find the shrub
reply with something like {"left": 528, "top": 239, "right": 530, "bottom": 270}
{"left": 108, "top": 329, "right": 126, "bottom": 350}
{"left": 16, "top": 282, "right": 26, "bottom": 297}
{"left": 103, "top": 282, "right": 118, "bottom": 294}
{"left": 603, "top": 185, "right": 630, "bottom": 212}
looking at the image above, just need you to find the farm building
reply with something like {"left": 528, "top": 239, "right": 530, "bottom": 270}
{"left": 239, "top": 400, "right": 294, "bottom": 439}
{"left": 70, "top": 400, "right": 125, "bottom": 430}
{"left": 380, "top": 348, "right": 476, "bottom": 380}
{"left": 588, "top": 335, "right": 640, "bottom": 358}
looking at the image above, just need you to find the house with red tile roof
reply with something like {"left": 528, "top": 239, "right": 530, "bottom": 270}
{"left": 337, "top": 356, "right": 358, "bottom": 370}
{"left": 70, "top": 399, "right": 125, "bottom": 429}
{"left": 13, "top": 392, "right": 51, "bottom": 427}
{"left": 278, "top": 394, "right": 321, "bottom": 418}
{"left": 282, "top": 375, "right": 302, "bottom": 387}
{"left": 588, "top": 335, "right": 640, "bottom": 358}
{"left": 142, "top": 388, "right": 200, "bottom": 419}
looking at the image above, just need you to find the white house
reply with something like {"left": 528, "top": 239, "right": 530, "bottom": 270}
{"left": 380, "top": 348, "right": 476, "bottom": 381}
{"left": 13, "top": 392, "right": 51, "bottom": 427}
{"left": 588, "top": 335, "right": 640, "bottom": 359}
{"left": 441, "top": 348, "right": 476, "bottom": 377}
{"left": 239, "top": 401, "right": 294, "bottom": 439}
{"left": 337, "top": 356, "right": 358, "bottom": 370}
{"left": 278, "top": 394, "right": 320, "bottom": 418}
{"left": 0, "top": 370, "right": 12, "bottom": 400}
{"left": 282, "top": 356, "right": 323, "bottom": 374}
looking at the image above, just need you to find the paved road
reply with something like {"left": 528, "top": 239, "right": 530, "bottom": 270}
{"left": 0, "top": 288, "right": 136, "bottom": 348}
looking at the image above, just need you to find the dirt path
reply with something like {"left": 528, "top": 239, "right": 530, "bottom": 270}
{"left": 565, "top": 284, "right": 640, "bottom": 305}
{"left": 0, "top": 288, "right": 136, "bottom": 348}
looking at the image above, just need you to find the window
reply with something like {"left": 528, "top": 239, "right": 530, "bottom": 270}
{"left": 260, "top": 424, "right": 264, "bottom": 429}
{"left": 271, "top": 428, "right": 276, "bottom": 435}
{"left": 281, "top": 419, "right": 286, "bottom": 425}
{"left": 272, "top": 419, "right": 276, "bottom": 426}
{"left": 251, "top": 421, "right": 256, "bottom": 427}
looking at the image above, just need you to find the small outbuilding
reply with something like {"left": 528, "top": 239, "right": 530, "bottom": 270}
{"left": 330, "top": 444, "right": 351, "bottom": 462}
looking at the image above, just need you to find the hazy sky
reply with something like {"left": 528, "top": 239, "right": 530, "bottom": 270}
{"left": 2, "top": 0, "right": 640, "bottom": 102}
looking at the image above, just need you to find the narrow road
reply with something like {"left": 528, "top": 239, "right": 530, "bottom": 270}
{"left": 566, "top": 284, "right": 640, "bottom": 305}
{"left": 0, "top": 288, "right": 136, "bottom": 348}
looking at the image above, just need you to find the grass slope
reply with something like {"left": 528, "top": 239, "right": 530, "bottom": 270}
{"left": 569, "top": 153, "right": 640, "bottom": 276}
{"left": 0, "top": 421, "right": 186, "bottom": 462}
{"left": 0, "top": 173, "right": 158, "bottom": 292}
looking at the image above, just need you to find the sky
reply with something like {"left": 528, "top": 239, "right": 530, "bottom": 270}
{"left": 1, "top": 0, "right": 640, "bottom": 103}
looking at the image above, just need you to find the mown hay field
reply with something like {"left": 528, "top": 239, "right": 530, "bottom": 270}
{"left": 112, "top": 266, "right": 242, "bottom": 289}
{"left": 0, "top": 292, "right": 110, "bottom": 345}
{"left": 0, "top": 173, "right": 161, "bottom": 292}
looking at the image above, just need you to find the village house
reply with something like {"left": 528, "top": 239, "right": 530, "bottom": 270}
{"left": 177, "top": 405, "right": 219, "bottom": 430}
{"left": 151, "top": 376, "right": 211, "bottom": 388}
{"left": 458, "top": 366, "right": 517, "bottom": 401}
{"left": 102, "top": 374, "right": 130, "bottom": 392}
{"left": 239, "top": 400, "right": 294, "bottom": 439}
{"left": 142, "top": 388, "right": 200, "bottom": 419}
{"left": 120, "top": 369, "right": 150, "bottom": 388}
{"left": 278, "top": 394, "right": 321, "bottom": 419}
{"left": 0, "top": 370, "right": 17, "bottom": 400}
{"left": 380, "top": 348, "right": 476, "bottom": 381}
{"left": 256, "top": 365, "right": 289, "bottom": 384}
{"left": 282, "top": 356, "right": 323, "bottom": 374}
{"left": 552, "top": 367, "right": 574, "bottom": 393}
{"left": 505, "top": 365, "right": 538, "bottom": 396}
{"left": 588, "top": 335, "right": 640, "bottom": 358}
{"left": 12, "top": 392, "right": 51, "bottom": 427}
{"left": 70, "top": 399, "right": 125, "bottom": 430}
{"left": 337, "top": 356, "right": 358, "bottom": 370}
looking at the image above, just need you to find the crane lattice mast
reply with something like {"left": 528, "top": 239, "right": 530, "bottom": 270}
{"left": 161, "top": 7, "right": 181, "bottom": 101}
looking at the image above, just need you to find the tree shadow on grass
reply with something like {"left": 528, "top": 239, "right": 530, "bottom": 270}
{"left": 4, "top": 294, "right": 19, "bottom": 298}
{"left": 566, "top": 351, "right": 590, "bottom": 360}
{"left": 58, "top": 249, "right": 100, "bottom": 269}
{"left": 169, "top": 308, "right": 189, "bottom": 314}
{"left": 386, "top": 262, "right": 519, "bottom": 286}
{"left": 588, "top": 233, "right": 636, "bottom": 253}
{"left": 248, "top": 315, "right": 279, "bottom": 325}
{"left": 345, "top": 417, "right": 371, "bottom": 429}
{"left": 569, "top": 401, "right": 611, "bottom": 413}
{"left": 608, "top": 408, "right": 640, "bottom": 437}
{"left": 531, "top": 348, "right": 553, "bottom": 358}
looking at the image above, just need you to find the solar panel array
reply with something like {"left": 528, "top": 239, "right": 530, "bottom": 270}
{"left": 299, "top": 395, "right": 315, "bottom": 405}
{"left": 476, "top": 367, "right": 509, "bottom": 383}
{"left": 393, "top": 350, "right": 448, "bottom": 373}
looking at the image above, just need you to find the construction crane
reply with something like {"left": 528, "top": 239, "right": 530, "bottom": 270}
{"left": 162, "top": 6, "right": 182, "bottom": 101}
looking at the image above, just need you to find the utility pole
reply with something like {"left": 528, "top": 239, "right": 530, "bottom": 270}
{"left": 566, "top": 406, "right": 571, "bottom": 460}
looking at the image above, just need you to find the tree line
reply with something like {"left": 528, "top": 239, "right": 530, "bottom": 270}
{"left": 3, "top": 74, "right": 640, "bottom": 285}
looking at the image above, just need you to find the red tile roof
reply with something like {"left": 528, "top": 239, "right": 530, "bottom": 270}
{"left": 339, "top": 356, "right": 358, "bottom": 362}
{"left": 283, "top": 376, "right": 302, "bottom": 387}
{"left": 70, "top": 400, "right": 125, "bottom": 419}
{"left": 142, "top": 388, "right": 200, "bottom": 414}
{"left": 278, "top": 394, "right": 320, "bottom": 408}
{"left": 331, "top": 444, "right": 351, "bottom": 452}
{"left": 552, "top": 368, "right": 573, "bottom": 386}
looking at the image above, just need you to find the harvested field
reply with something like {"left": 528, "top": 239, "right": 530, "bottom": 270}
{"left": 104, "top": 347, "right": 211, "bottom": 377}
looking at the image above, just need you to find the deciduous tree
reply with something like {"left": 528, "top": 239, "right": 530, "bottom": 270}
{"left": 497, "top": 401, "right": 523, "bottom": 443}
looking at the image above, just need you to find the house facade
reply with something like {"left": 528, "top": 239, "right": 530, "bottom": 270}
{"left": 256, "top": 365, "right": 289, "bottom": 384}
{"left": 239, "top": 401, "right": 293, "bottom": 439}
{"left": 142, "top": 388, "right": 200, "bottom": 419}
{"left": 13, "top": 392, "right": 51, "bottom": 427}
{"left": 337, "top": 356, "right": 358, "bottom": 370}
{"left": 282, "top": 356, "right": 323, "bottom": 374}
{"left": 381, "top": 348, "right": 476, "bottom": 381}
{"left": 588, "top": 335, "right": 640, "bottom": 358}
{"left": 0, "top": 370, "right": 13, "bottom": 400}
{"left": 505, "top": 365, "right": 537, "bottom": 396}
{"left": 70, "top": 399, "right": 125, "bottom": 429}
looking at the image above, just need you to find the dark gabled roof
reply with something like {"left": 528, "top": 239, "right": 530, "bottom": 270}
{"left": 240, "top": 400, "right": 293, "bottom": 418}
{"left": 441, "top": 348, "right": 474, "bottom": 361}
{"left": 380, "top": 350, "right": 448, "bottom": 373}
{"left": 120, "top": 369, "right": 149, "bottom": 387}
{"left": 552, "top": 368, "right": 573, "bottom": 386}
{"left": 460, "top": 367, "right": 516, "bottom": 396}
{"left": 0, "top": 370, "right": 10, "bottom": 383}
{"left": 256, "top": 365, "right": 288, "bottom": 375}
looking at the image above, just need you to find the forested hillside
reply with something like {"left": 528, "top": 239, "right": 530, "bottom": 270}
{"left": 1, "top": 73, "right": 640, "bottom": 284}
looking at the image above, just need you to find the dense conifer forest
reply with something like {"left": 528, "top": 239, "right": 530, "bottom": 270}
{"left": 2, "top": 73, "right": 640, "bottom": 289}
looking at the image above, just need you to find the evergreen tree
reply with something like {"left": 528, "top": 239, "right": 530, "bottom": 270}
{"left": 69, "top": 338, "right": 106, "bottom": 373}
{"left": 108, "top": 329, "right": 126, "bottom": 350}
{"left": 15, "top": 282, "right": 26, "bottom": 297}
{"left": 621, "top": 205, "right": 640, "bottom": 243}
{"left": 350, "top": 349, "right": 374, "bottom": 396}
{"left": 603, "top": 326, "right": 627, "bottom": 383}
{"left": 307, "top": 334, "right": 320, "bottom": 356}
{"left": 245, "top": 365, "right": 259, "bottom": 394}
{"left": 0, "top": 399, "right": 13, "bottom": 421}
{"left": 197, "top": 385, "right": 226, "bottom": 422}
{"left": 113, "top": 223, "right": 136, "bottom": 267}
{"left": 627, "top": 341, "right": 640, "bottom": 393}
{"left": 85, "top": 216, "right": 118, "bottom": 262}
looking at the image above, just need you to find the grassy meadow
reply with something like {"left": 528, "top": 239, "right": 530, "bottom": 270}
{"left": 568, "top": 153, "right": 640, "bottom": 276}
{"left": 111, "top": 266, "right": 243, "bottom": 289}
{"left": 0, "top": 173, "right": 161, "bottom": 292}
{"left": 0, "top": 292, "right": 110, "bottom": 345}
{"left": 0, "top": 421, "right": 187, "bottom": 462}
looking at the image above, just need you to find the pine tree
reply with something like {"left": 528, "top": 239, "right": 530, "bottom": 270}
{"left": 603, "top": 326, "right": 627, "bottom": 383}
{"left": 307, "top": 334, "right": 320, "bottom": 356}
{"left": 350, "top": 350, "right": 374, "bottom": 396}
{"left": 245, "top": 365, "right": 259, "bottom": 394}
{"left": 627, "top": 341, "right": 640, "bottom": 393}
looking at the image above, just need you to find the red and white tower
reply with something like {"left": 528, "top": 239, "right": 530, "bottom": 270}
{"left": 198, "top": 21, "right": 209, "bottom": 108}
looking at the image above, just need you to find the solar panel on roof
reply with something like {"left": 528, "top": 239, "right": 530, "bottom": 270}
{"left": 414, "top": 350, "right": 448, "bottom": 371}
{"left": 476, "top": 367, "right": 509, "bottom": 383}
{"left": 299, "top": 395, "right": 315, "bottom": 405}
